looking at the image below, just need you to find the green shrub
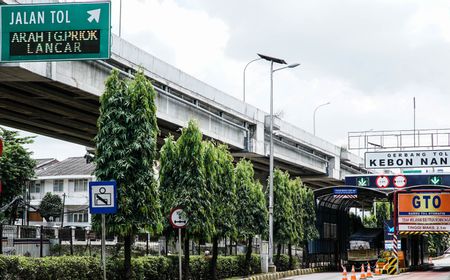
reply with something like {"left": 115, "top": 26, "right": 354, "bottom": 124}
{"left": 0, "top": 254, "right": 267, "bottom": 279}
{"left": 274, "top": 254, "right": 299, "bottom": 271}
{"left": 0, "top": 256, "right": 102, "bottom": 280}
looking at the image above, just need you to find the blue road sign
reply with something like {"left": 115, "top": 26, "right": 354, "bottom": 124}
{"left": 333, "top": 188, "right": 357, "bottom": 199}
{"left": 333, "top": 188, "right": 357, "bottom": 195}
{"left": 345, "top": 173, "right": 450, "bottom": 190}
{"left": 89, "top": 181, "right": 117, "bottom": 214}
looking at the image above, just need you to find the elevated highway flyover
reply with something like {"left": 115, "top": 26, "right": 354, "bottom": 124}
{"left": 0, "top": 34, "right": 366, "bottom": 187}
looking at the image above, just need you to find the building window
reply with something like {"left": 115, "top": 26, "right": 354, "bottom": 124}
{"left": 53, "top": 179, "right": 64, "bottom": 192}
{"left": 68, "top": 211, "right": 88, "bottom": 223}
{"left": 74, "top": 179, "right": 88, "bottom": 192}
{"left": 30, "top": 180, "right": 44, "bottom": 193}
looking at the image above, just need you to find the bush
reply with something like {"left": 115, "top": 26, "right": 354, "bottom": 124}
{"left": 0, "top": 256, "right": 102, "bottom": 280}
{"left": 0, "top": 254, "right": 266, "bottom": 279}
{"left": 274, "top": 254, "right": 299, "bottom": 271}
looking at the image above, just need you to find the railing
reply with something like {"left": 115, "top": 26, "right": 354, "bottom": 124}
{"left": 348, "top": 128, "right": 450, "bottom": 150}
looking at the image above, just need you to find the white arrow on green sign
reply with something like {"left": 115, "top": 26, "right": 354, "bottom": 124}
{"left": 0, "top": 2, "right": 111, "bottom": 62}
{"left": 357, "top": 177, "right": 369, "bottom": 187}
{"left": 429, "top": 175, "right": 442, "bottom": 185}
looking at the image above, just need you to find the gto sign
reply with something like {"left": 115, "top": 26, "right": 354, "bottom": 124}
{"left": 365, "top": 150, "right": 450, "bottom": 169}
{"left": 398, "top": 193, "right": 450, "bottom": 233}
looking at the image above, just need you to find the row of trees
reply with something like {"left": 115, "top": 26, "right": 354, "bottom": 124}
{"left": 73, "top": 70, "right": 319, "bottom": 279}
{"left": 272, "top": 170, "right": 319, "bottom": 268}
{"left": 159, "top": 122, "right": 268, "bottom": 279}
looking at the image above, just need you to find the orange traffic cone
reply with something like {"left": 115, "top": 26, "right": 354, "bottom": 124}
{"left": 342, "top": 266, "right": 348, "bottom": 280}
{"left": 366, "top": 263, "right": 373, "bottom": 278}
{"left": 351, "top": 265, "right": 357, "bottom": 280}
{"left": 374, "top": 265, "right": 381, "bottom": 275}
{"left": 360, "top": 264, "right": 366, "bottom": 279}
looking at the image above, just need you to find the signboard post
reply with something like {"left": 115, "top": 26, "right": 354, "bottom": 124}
{"left": 89, "top": 181, "right": 117, "bottom": 280}
{"left": 0, "top": 2, "right": 111, "bottom": 62}
{"left": 170, "top": 207, "right": 188, "bottom": 280}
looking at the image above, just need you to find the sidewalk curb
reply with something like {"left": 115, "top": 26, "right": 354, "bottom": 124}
{"left": 243, "top": 266, "right": 328, "bottom": 280}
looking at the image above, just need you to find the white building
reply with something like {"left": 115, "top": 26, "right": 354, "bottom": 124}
{"left": 28, "top": 157, "right": 95, "bottom": 228}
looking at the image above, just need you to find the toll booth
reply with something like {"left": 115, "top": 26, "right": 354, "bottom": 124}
{"left": 313, "top": 173, "right": 450, "bottom": 270}
{"left": 313, "top": 186, "right": 389, "bottom": 269}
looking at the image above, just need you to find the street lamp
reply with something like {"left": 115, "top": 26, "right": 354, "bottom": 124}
{"left": 313, "top": 102, "right": 331, "bottom": 135}
{"left": 243, "top": 57, "right": 262, "bottom": 102}
{"left": 258, "top": 53, "right": 300, "bottom": 270}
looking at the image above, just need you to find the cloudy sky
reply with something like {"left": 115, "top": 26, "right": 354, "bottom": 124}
{"left": 11, "top": 0, "right": 450, "bottom": 160}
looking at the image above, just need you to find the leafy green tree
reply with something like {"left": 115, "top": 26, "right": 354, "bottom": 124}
{"left": 159, "top": 135, "right": 179, "bottom": 254}
{"left": 375, "top": 201, "right": 391, "bottom": 227}
{"left": 428, "top": 234, "right": 450, "bottom": 257}
{"left": 300, "top": 186, "right": 319, "bottom": 267}
{"left": 204, "top": 143, "right": 236, "bottom": 280}
{"left": 288, "top": 177, "right": 304, "bottom": 269}
{"left": 235, "top": 159, "right": 267, "bottom": 275}
{"left": 272, "top": 169, "right": 295, "bottom": 261}
{"left": 361, "top": 201, "right": 390, "bottom": 228}
{"left": 0, "top": 129, "right": 35, "bottom": 208}
{"left": 362, "top": 214, "right": 378, "bottom": 228}
{"left": 39, "top": 193, "right": 63, "bottom": 222}
{"left": 160, "top": 120, "right": 214, "bottom": 279}
{"left": 94, "top": 70, "right": 162, "bottom": 279}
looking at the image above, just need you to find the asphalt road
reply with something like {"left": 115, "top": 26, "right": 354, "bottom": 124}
{"left": 281, "top": 268, "right": 450, "bottom": 280}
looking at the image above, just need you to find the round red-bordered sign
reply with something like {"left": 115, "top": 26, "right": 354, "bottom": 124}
{"left": 393, "top": 175, "right": 407, "bottom": 188}
{"left": 376, "top": 175, "right": 390, "bottom": 188}
{"left": 169, "top": 207, "right": 188, "bottom": 229}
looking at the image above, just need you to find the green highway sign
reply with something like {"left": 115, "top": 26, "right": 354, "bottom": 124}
{"left": 429, "top": 175, "right": 442, "bottom": 185}
{"left": 356, "top": 176, "right": 369, "bottom": 187}
{"left": 0, "top": 2, "right": 111, "bottom": 62}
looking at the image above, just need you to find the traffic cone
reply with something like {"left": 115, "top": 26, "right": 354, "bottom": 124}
{"left": 366, "top": 263, "right": 373, "bottom": 278}
{"left": 374, "top": 265, "right": 381, "bottom": 275}
{"left": 359, "top": 264, "right": 366, "bottom": 279}
{"left": 342, "top": 266, "right": 348, "bottom": 280}
{"left": 351, "top": 265, "right": 357, "bottom": 280}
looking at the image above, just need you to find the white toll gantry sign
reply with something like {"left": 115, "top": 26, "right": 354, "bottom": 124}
{"left": 89, "top": 181, "right": 117, "bottom": 280}
{"left": 170, "top": 207, "right": 188, "bottom": 280}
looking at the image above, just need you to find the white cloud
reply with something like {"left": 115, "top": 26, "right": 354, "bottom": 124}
{"left": 17, "top": 0, "right": 450, "bottom": 158}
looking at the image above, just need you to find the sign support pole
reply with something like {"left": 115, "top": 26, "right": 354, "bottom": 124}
{"left": 178, "top": 228, "right": 182, "bottom": 280}
{"left": 89, "top": 181, "right": 116, "bottom": 280}
{"left": 169, "top": 207, "right": 188, "bottom": 280}
{"left": 102, "top": 214, "right": 106, "bottom": 280}
{"left": 393, "top": 191, "right": 399, "bottom": 274}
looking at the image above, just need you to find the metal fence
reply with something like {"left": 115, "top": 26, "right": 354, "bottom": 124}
{"left": 1, "top": 224, "right": 328, "bottom": 269}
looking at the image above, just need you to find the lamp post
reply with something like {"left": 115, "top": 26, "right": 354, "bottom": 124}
{"left": 243, "top": 57, "right": 262, "bottom": 102}
{"left": 258, "top": 53, "right": 299, "bottom": 269}
{"left": 313, "top": 102, "right": 330, "bottom": 135}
